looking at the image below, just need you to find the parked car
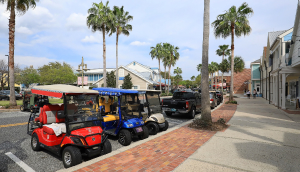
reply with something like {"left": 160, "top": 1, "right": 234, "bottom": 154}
{"left": 0, "top": 90, "right": 22, "bottom": 100}
{"left": 162, "top": 90, "right": 201, "bottom": 119}
{"left": 209, "top": 91, "right": 218, "bottom": 109}
{"left": 215, "top": 91, "right": 223, "bottom": 105}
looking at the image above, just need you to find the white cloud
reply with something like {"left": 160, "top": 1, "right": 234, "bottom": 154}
{"left": 14, "top": 55, "right": 59, "bottom": 68}
{"left": 130, "top": 41, "right": 150, "bottom": 46}
{"left": 81, "top": 35, "right": 101, "bottom": 43}
{"left": 16, "top": 27, "right": 33, "bottom": 35}
{"left": 66, "top": 13, "right": 87, "bottom": 31}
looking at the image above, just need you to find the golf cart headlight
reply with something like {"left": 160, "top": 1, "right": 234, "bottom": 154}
{"left": 141, "top": 121, "right": 144, "bottom": 124}
{"left": 71, "top": 137, "right": 83, "bottom": 145}
{"left": 128, "top": 124, "right": 133, "bottom": 127}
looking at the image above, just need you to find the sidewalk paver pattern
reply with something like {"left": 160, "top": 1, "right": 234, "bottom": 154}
{"left": 76, "top": 102, "right": 237, "bottom": 172}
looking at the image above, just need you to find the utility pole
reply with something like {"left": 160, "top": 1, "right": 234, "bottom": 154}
{"left": 5, "top": 55, "right": 9, "bottom": 89}
{"left": 76, "top": 57, "right": 88, "bottom": 88}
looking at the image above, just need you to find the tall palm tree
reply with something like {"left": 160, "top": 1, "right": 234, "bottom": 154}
{"left": 197, "top": 64, "right": 202, "bottom": 87}
{"left": 87, "top": 1, "right": 114, "bottom": 87}
{"left": 1, "top": 0, "right": 38, "bottom": 106}
{"left": 110, "top": 6, "right": 132, "bottom": 88}
{"left": 228, "top": 56, "right": 245, "bottom": 73}
{"left": 150, "top": 43, "right": 163, "bottom": 91}
{"left": 162, "top": 55, "right": 168, "bottom": 92}
{"left": 174, "top": 67, "right": 182, "bottom": 76}
{"left": 211, "top": 61, "right": 219, "bottom": 88}
{"left": 216, "top": 45, "right": 230, "bottom": 91}
{"left": 163, "top": 43, "right": 179, "bottom": 94}
{"left": 219, "top": 59, "right": 230, "bottom": 90}
{"left": 212, "top": 2, "right": 253, "bottom": 101}
{"left": 200, "top": 0, "right": 211, "bottom": 122}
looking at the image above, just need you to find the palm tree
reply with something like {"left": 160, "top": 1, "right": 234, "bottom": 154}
{"left": 1, "top": 0, "right": 38, "bottom": 106}
{"left": 150, "top": 43, "right": 163, "bottom": 91}
{"left": 200, "top": 0, "right": 211, "bottom": 122}
{"left": 163, "top": 43, "right": 179, "bottom": 94}
{"left": 212, "top": 2, "right": 253, "bottom": 101}
{"left": 87, "top": 1, "right": 114, "bottom": 87}
{"left": 216, "top": 45, "right": 230, "bottom": 91}
{"left": 219, "top": 58, "right": 230, "bottom": 90}
{"left": 174, "top": 67, "right": 182, "bottom": 89}
{"left": 228, "top": 56, "right": 245, "bottom": 73}
{"left": 210, "top": 61, "right": 219, "bottom": 88}
{"left": 162, "top": 55, "right": 168, "bottom": 92}
{"left": 110, "top": 6, "right": 132, "bottom": 88}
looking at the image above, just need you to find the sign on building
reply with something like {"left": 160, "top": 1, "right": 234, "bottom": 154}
{"left": 78, "top": 77, "right": 88, "bottom": 85}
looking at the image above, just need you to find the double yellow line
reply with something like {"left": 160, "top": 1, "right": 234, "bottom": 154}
{"left": 0, "top": 122, "right": 28, "bottom": 128}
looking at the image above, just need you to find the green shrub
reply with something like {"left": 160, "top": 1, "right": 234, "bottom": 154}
{"left": 225, "top": 100, "right": 237, "bottom": 104}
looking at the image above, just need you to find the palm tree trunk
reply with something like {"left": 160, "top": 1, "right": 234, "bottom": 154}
{"left": 115, "top": 31, "right": 119, "bottom": 88}
{"left": 102, "top": 25, "right": 107, "bottom": 87}
{"left": 201, "top": 0, "right": 211, "bottom": 122}
{"left": 168, "top": 64, "right": 171, "bottom": 94}
{"left": 164, "top": 66, "right": 166, "bottom": 92}
{"left": 159, "top": 59, "right": 161, "bottom": 92}
{"left": 230, "top": 23, "right": 234, "bottom": 101}
{"left": 9, "top": 1, "right": 16, "bottom": 106}
{"left": 222, "top": 54, "right": 224, "bottom": 92}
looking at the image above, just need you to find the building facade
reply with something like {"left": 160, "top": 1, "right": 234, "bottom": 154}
{"left": 250, "top": 59, "right": 261, "bottom": 95}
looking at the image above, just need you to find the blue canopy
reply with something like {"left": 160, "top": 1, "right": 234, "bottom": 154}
{"left": 92, "top": 87, "right": 139, "bottom": 96}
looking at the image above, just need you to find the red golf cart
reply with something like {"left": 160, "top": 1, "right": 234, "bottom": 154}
{"left": 27, "top": 84, "right": 111, "bottom": 168}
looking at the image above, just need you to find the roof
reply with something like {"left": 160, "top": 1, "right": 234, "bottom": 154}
{"left": 31, "top": 84, "right": 99, "bottom": 98}
{"left": 93, "top": 87, "right": 138, "bottom": 95}
{"left": 126, "top": 61, "right": 157, "bottom": 74}
{"left": 289, "top": 1, "right": 300, "bottom": 59}
{"left": 93, "top": 65, "right": 158, "bottom": 85}
{"left": 268, "top": 30, "right": 287, "bottom": 46}
{"left": 251, "top": 59, "right": 261, "bottom": 64}
{"left": 75, "top": 68, "right": 115, "bottom": 74}
{"left": 136, "top": 89, "right": 161, "bottom": 93}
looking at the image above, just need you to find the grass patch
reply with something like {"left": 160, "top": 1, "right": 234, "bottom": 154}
{"left": 0, "top": 98, "right": 63, "bottom": 109}
{"left": 225, "top": 100, "right": 237, "bottom": 104}
{"left": 49, "top": 98, "right": 63, "bottom": 104}
{"left": 0, "top": 100, "right": 23, "bottom": 106}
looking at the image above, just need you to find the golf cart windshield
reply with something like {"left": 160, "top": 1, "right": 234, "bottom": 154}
{"left": 121, "top": 94, "right": 141, "bottom": 117}
{"left": 66, "top": 94, "right": 100, "bottom": 131}
{"left": 146, "top": 92, "right": 161, "bottom": 114}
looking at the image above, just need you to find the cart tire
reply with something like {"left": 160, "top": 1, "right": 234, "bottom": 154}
{"left": 101, "top": 140, "right": 112, "bottom": 155}
{"left": 31, "top": 133, "right": 41, "bottom": 151}
{"left": 188, "top": 107, "right": 196, "bottom": 119}
{"left": 165, "top": 112, "right": 172, "bottom": 117}
{"left": 161, "top": 120, "right": 169, "bottom": 131}
{"left": 146, "top": 122, "right": 159, "bottom": 135}
{"left": 20, "top": 105, "right": 24, "bottom": 112}
{"left": 62, "top": 146, "right": 82, "bottom": 168}
{"left": 118, "top": 129, "right": 132, "bottom": 146}
{"left": 139, "top": 126, "right": 149, "bottom": 140}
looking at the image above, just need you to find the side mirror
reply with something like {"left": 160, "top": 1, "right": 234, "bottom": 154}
{"left": 57, "top": 111, "right": 65, "bottom": 119}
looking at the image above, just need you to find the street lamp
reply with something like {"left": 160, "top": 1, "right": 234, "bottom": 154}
{"left": 5, "top": 55, "right": 9, "bottom": 89}
{"left": 76, "top": 57, "right": 89, "bottom": 88}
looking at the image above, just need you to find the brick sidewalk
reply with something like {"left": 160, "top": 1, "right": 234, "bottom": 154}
{"left": 76, "top": 103, "right": 237, "bottom": 172}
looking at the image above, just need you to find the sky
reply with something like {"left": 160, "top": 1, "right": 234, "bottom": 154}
{"left": 0, "top": 0, "right": 298, "bottom": 80}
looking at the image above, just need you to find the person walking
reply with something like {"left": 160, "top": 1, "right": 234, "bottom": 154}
{"left": 246, "top": 90, "right": 251, "bottom": 99}
{"left": 253, "top": 89, "right": 257, "bottom": 99}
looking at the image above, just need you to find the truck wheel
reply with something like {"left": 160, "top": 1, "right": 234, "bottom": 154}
{"left": 20, "top": 105, "right": 24, "bottom": 112}
{"left": 161, "top": 120, "right": 169, "bottom": 131}
{"left": 165, "top": 112, "right": 172, "bottom": 117}
{"left": 139, "top": 126, "right": 149, "bottom": 140}
{"left": 118, "top": 129, "right": 132, "bottom": 146}
{"left": 146, "top": 122, "right": 159, "bottom": 135}
{"left": 62, "top": 146, "right": 82, "bottom": 168}
{"left": 101, "top": 139, "right": 112, "bottom": 155}
{"left": 188, "top": 107, "right": 196, "bottom": 119}
{"left": 31, "top": 133, "right": 41, "bottom": 151}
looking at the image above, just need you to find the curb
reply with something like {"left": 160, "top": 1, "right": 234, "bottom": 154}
{"left": 57, "top": 102, "right": 224, "bottom": 172}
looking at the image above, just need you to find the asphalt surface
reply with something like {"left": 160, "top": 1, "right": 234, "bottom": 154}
{"left": 0, "top": 110, "right": 202, "bottom": 172}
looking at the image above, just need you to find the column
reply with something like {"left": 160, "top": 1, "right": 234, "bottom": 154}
{"left": 275, "top": 76, "right": 277, "bottom": 106}
{"left": 282, "top": 73, "right": 286, "bottom": 109}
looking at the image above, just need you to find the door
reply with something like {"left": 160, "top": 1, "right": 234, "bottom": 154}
{"left": 256, "top": 84, "right": 260, "bottom": 95}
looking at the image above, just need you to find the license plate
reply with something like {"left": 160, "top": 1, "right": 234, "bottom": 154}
{"left": 135, "top": 127, "right": 143, "bottom": 132}
{"left": 171, "top": 108, "right": 176, "bottom": 112}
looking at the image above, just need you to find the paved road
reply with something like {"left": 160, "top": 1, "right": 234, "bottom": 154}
{"left": 0, "top": 110, "right": 201, "bottom": 172}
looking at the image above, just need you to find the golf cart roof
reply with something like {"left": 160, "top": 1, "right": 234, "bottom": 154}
{"left": 136, "top": 89, "right": 161, "bottom": 94}
{"left": 92, "top": 87, "right": 139, "bottom": 96}
{"left": 31, "top": 84, "right": 99, "bottom": 98}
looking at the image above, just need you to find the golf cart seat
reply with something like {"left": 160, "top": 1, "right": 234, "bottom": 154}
{"left": 35, "top": 104, "right": 66, "bottom": 137}
{"left": 103, "top": 114, "right": 119, "bottom": 122}
{"left": 99, "top": 97, "right": 114, "bottom": 113}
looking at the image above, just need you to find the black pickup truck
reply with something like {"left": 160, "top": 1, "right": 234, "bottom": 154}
{"left": 161, "top": 91, "right": 201, "bottom": 119}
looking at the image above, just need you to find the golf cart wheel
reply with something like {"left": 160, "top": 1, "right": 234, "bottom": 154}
{"left": 20, "top": 105, "right": 24, "bottom": 112}
{"left": 118, "top": 129, "right": 132, "bottom": 146}
{"left": 188, "top": 107, "right": 196, "bottom": 119}
{"left": 101, "top": 140, "right": 112, "bottom": 156}
{"left": 165, "top": 112, "right": 172, "bottom": 117}
{"left": 62, "top": 146, "right": 82, "bottom": 168}
{"left": 146, "top": 122, "right": 159, "bottom": 135}
{"left": 31, "top": 133, "right": 41, "bottom": 151}
{"left": 161, "top": 120, "right": 169, "bottom": 131}
{"left": 138, "top": 126, "right": 149, "bottom": 140}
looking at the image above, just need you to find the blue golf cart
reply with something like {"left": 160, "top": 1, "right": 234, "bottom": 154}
{"left": 92, "top": 87, "right": 149, "bottom": 146}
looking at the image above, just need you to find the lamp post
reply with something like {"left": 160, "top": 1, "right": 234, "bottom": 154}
{"left": 76, "top": 57, "right": 88, "bottom": 88}
{"left": 5, "top": 55, "right": 9, "bottom": 89}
